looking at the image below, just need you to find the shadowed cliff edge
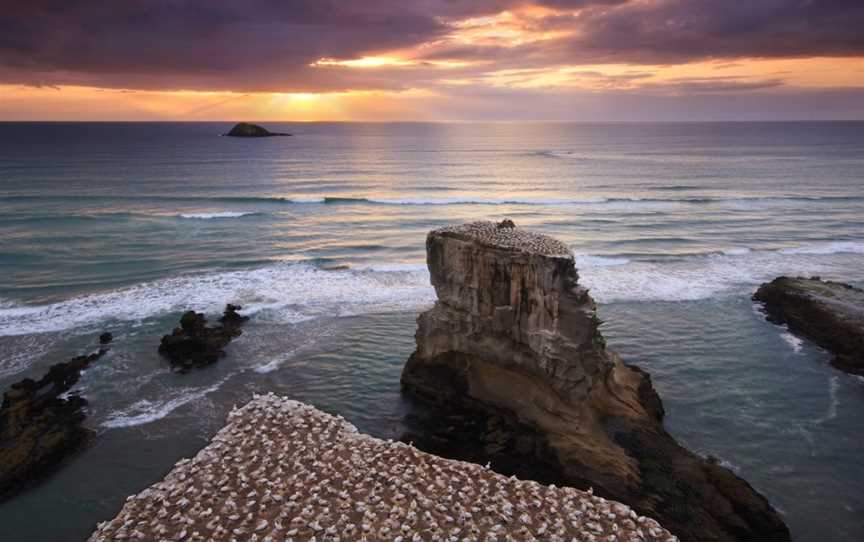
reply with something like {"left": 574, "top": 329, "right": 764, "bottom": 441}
{"left": 401, "top": 220, "right": 791, "bottom": 542}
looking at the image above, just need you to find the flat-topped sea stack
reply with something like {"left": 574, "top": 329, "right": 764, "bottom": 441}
{"left": 224, "top": 122, "right": 291, "bottom": 137}
{"left": 401, "top": 220, "right": 790, "bottom": 541}
{"left": 754, "top": 276, "right": 864, "bottom": 375}
{"left": 89, "top": 393, "right": 676, "bottom": 542}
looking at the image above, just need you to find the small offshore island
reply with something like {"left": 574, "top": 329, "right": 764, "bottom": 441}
{"left": 90, "top": 221, "right": 792, "bottom": 541}
{"left": 223, "top": 122, "right": 291, "bottom": 137}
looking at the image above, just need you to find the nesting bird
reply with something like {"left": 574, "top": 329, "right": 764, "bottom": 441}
{"left": 434, "top": 221, "right": 571, "bottom": 257}
{"left": 88, "top": 393, "right": 676, "bottom": 541}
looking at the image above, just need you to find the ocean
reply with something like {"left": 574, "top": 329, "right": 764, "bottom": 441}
{"left": 0, "top": 121, "right": 862, "bottom": 541}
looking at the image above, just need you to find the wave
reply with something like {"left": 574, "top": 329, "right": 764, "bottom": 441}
{"left": 0, "top": 263, "right": 434, "bottom": 337}
{"left": 652, "top": 185, "right": 701, "bottom": 191}
{"left": 575, "top": 244, "right": 864, "bottom": 302}
{"left": 574, "top": 254, "right": 631, "bottom": 268}
{"left": 178, "top": 211, "right": 260, "bottom": 219}
{"left": 326, "top": 194, "right": 862, "bottom": 206}
{"left": 814, "top": 376, "right": 840, "bottom": 425}
{"left": 779, "top": 241, "right": 864, "bottom": 255}
{"left": 2, "top": 238, "right": 862, "bottom": 336}
{"left": 6, "top": 193, "right": 862, "bottom": 208}
{"left": 722, "top": 247, "right": 752, "bottom": 256}
{"left": 780, "top": 331, "right": 804, "bottom": 354}
{"left": 101, "top": 378, "right": 228, "bottom": 428}
{"left": 529, "top": 150, "right": 578, "bottom": 159}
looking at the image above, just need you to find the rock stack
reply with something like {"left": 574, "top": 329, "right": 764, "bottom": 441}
{"left": 401, "top": 221, "right": 790, "bottom": 542}
{"left": 158, "top": 304, "right": 248, "bottom": 372}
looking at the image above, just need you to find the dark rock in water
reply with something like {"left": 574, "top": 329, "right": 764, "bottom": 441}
{"left": 754, "top": 276, "right": 864, "bottom": 375}
{"left": 98, "top": 332, "right": 113, "bottom": 345}
{"left": 0, "top": 347, "right": 108, "bottom": 501}
{"left": 400, "top": 221, "right": 790, "bottom": 542}
{"left": 496, "top": 218, "right": 516, "bottom": 229}
{"left": 219, "top": 303, "right": 249, "bottom": 327}
{"left": 223, "top": 122, "right": 290, "bottom": 137}
{"left": 159, "top": 304, "right": 248, "bottom": 372}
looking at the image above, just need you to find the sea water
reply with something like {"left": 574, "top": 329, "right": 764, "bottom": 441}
{"left": 0, "top": 121, "right": 862, "bottom": 541}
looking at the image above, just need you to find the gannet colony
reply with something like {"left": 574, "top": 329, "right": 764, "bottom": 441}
{"left": 89, "top": 393, "right": 676, "bottom": 542}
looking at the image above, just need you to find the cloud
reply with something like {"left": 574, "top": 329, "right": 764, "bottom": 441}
{"left": 0, "top": 1, "right": 454, "bottom": 91}
{"left": 0, "top": 0, "right": 862, "bottom": 95}
{"left": 565, "top": 0, "right": 864, "bottom": 63}
{"left": 639, "top": 77, "right": 785, "bottom": 94}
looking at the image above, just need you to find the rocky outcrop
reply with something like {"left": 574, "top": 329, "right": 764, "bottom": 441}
{"left": 90, "top": 394, "right": 677, "bottom": 542}
{"left": 401, "top": 221, "right": 790, "bottom": 542}
{"left": 223, "top": 122, "right": 290, "bottom": 137}
{"left": 754, "top": 276, "right": 864, "bottom": 375}
{"left": 0, "top": 336, "right": 110, "bottom": 501}
{"left": 158, "top": 304, "right": 248, "bottom": 372}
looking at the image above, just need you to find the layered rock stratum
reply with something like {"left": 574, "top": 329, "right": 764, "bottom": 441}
{"left": 754, "top": 276, "right": 864, "bottom": 375}
{"left": 401, "top": 221, "right": 790, "bottom": 542}
{"left": 89, "top": 393, "right": 676, "bottom": 542}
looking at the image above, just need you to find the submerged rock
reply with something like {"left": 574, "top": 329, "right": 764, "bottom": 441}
{"left": 223, "top": 122, "right": 290, "bottom": 137}
{"left": 754, "top": 276, "right": 864, "bottom": 375}
{"left": 401, "top": 221, "right": 790, "bottom": 542}
{"left": 0, "top": 343, "right": 108, "bottom": 501}
{"left": 158, "top": 304, "right": 248, "bottom": 372}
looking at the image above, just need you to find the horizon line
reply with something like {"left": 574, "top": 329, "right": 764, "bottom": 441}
{"left": 3, "top": 119, "right": 864, "bottom": 124}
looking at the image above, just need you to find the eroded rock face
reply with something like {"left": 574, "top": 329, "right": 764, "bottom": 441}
{"left": 754, "top": 276, "right": 864, "bottom": 375}
{"left": 0, "top": 341, "right": 110, "bottom": 501}
{"left": 401, "top": 221, "right": 790, "bottom": 542}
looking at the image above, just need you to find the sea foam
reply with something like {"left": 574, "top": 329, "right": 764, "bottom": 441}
{"left": 2, "top": 241, "right": 862, "bottom": 337}
{"left": 0, "top": 263, "right": 434, "bottom": 337}
{"left": 779, "top": 241, "right": 864, "bottom": 255}
{"left": 178, "top": 211, "right": 259, "bottom": 219}
{"left": 101, "top": 378, "right": 228, "bottom": 428}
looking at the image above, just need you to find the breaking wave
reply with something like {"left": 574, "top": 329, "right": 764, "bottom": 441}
{"left": 574, "top": 243, "right": 864, "bottom": 303}
{"left": 5, "top": 193, "right": 862, "bottom": 208}
{"left": 0, "top": 263, "right": 434, "bottom": 337}
{"left": 178, "top": 211, "right": 261, "bottom": 219}
{"left": 2, "top": 238, "right": 861, "bottom": 337}
{"left": 101, "top": 378, "right": 229, "bottom": 428}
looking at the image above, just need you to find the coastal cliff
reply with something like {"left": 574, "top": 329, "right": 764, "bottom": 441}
{"left": 401, "top": 221, "right": 790, "bottom": 542}
{"left": 754, "top": 276, "right": 864, "bottom": 375}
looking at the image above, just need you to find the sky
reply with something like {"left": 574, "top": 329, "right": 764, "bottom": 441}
{"left": 2, "top": 0, "right": 863, "bottom": 121}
